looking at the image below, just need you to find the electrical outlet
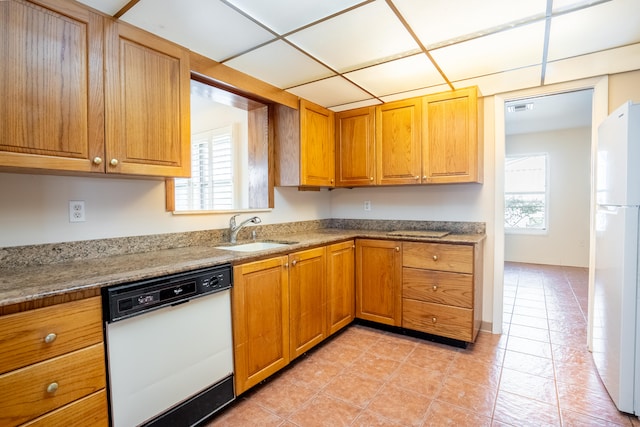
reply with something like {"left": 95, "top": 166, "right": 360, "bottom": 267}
{"left": 69, "top": 200, "right": 86, "bottom": 223}
{"left": 364, "top": 200, "right": 371, "bottom": 211}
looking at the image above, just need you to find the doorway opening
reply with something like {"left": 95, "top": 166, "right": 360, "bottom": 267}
{"left": 500, "top": 88, "right": 595, "bottom": 340}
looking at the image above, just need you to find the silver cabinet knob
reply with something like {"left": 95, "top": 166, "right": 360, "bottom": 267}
{"left": 415, "top": 176, "right": 420, "bottom": 180}
{"left": 423, "top": 176, "right": 427, "bottom": 180}
{"left": 432, "top": 317, "right": 437, "bottom": 324}
{"left": 44, "top": 333, "right": 57, "bottom": 344}
{"left": 370, "top": 177, "right": 374, "bottom": 181}
{"left": 432, "top": 255, "right": 438, "bottom": 261}
{"left": 432, "top": 285, "right": 438, "bottom": 291}
{"left": 292, "top": 260, "right": 298, "bottom": 266}
{"left": 47, "top": 382, "right": 59, "bottom": 393}
{"left": 92, "top": 157, "right": 103, "bottom": 165}
{"left": 110, "top": 158, "right": 119, "bottom": 167}
{"left": 395, "top": 247, "right": 400, "bottom": 252}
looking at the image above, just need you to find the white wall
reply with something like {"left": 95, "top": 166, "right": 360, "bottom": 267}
{"left": 504, "top": 127, "right": 591, "bottom": 267}
{"left": 0, "top": 173, "right": 331, "bottom": 247}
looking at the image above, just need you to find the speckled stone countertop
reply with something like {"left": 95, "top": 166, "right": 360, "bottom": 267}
{"left": 0, "top": 220, "right": 485, "bottom": 309}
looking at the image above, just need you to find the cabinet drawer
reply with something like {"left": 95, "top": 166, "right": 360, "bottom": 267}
{"left": 0, "top": 343, "right": 106, "bottom": 426}
{"left": 403, "top": 242, "right": 473, "bottom": 273}
{"left": 403, "top": 268, "right": 473, "bottom": 308}
{"left": 402, "top": 299, "right": 473, "bottom": 342}
{"left": 0, "top": 297, "right": 103, "bottom": 374}
{"left": 21, "top": 389, "right": 108, "bottom": 427}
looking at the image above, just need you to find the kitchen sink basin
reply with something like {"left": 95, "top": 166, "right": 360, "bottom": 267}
{"left": 215, "top": 241, "right": 297, "bottom": 252}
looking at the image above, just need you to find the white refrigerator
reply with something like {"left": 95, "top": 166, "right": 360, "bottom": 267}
{"left": 593, "top": 101, "right": 640, "bottom": 415}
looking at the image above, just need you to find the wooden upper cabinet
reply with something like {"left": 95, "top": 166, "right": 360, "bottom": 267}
{"left": 0, "top": 0, "right": 191, "bottom": 178}
{"left": 0, "top": 0, "right": 105, "bottom": 173}
{"left": 335, "top": 107, "right": 376, "bottom": 187}
{"left": 422, "top": 86, "right": 483, "bottom": 184}
{"left": 376, "top": 98, "right": 422, "bottom": 185}
{"left": 104, "top": 21, "right": 191, "bottom": 177}
{"left": 301, "top": 99, "right": 335, "bottom": 186}
{"left": 274, "top": 99, "right": 335, "bottom": 187}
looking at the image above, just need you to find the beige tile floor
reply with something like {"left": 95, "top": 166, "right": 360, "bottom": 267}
{"left": 208, "top": 262, "right": 640, "bottom": 426}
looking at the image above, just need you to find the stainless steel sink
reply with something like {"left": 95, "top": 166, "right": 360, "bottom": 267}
{"left": 215, "top": 241, "right": 297, "bottom": 252}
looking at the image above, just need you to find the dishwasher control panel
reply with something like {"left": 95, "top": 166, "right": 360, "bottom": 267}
{"left": 103, "top": 264, "right": 232, "bottom": 322}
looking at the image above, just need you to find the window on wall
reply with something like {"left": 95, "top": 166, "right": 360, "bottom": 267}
{"left": 174, "top": 126, "right": 235, "bottom": 211}
{"left": 167, "top": 78, "right": 271, "bottom": 213}
{"left": 505, "top": 154, "right": 548, "bottom": 231}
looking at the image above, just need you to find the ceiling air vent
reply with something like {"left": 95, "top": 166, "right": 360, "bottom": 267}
{"left": 507, "top": 103, "right": 534, "bottom": 113}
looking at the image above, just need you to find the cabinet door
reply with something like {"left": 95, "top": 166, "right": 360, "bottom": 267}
{"left": 232, "top": 257, "right": 289, "bottom": 394}
{"left": 289, "top": 246, "right": 326, "bottom": 359}
{"left": 105, "top": 21, "right": 190, "bottom": 177}
{"left": 376, "top": 98, "right": 422, "bottom": 185}
{"left": 422, "top": 86, "right": 482, "bottom": 183}
{"left": 0, "top": 0, "right": 104, "bottom": 173}
{"left": 300, "top": 99, "right": 335, "bottom": 186}
{"left": 326, "top": 240, "right": 355, "bottom": 335}
{"left": 355, "top": 239, "right": 402, "bottom": 326}
{"left": 335, "top": 107, "right": 375, "bottom": 187}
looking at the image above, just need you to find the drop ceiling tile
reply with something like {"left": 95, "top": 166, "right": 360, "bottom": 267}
{"left": 545, "top": 43, "right": 640, "bottom": 85}
{"left": 345, "top": 54, "right": 446, "bottom": 98}
{"left": 225, "top": 0, "right": 364, "bottom": 35}
{"left": 286, "top": 0, "right": 420, "bottom": 73}
{"left": 330, "top": 99, "right": 382, "bottom": 112}
{"left": 380, "top": 84, "right": 452, "bottom": 103}
{"left": 120, "top": 0, "right": 274, "bottom": 61}
{"left": 547, "top": 0, "right": 640, "bottom": 61}
{"left": 430, "top": 21, "right": 546, "bottom": 82}
{"left": 224, "top": 41, "right": 335, "bottom": 89}
{"left": 453, "top": 65, "right": 542, "bottom": 97}
{"left": 552, "top": 0, "right": 609, "bottom": 12}
{"left": 75, "top": 0, "right": 130, "bottom": 15}
{"left": 393, "top": 0, "right": 546, "bottom": 48}
{"left": 287, "top": 77, "right": 372, "bottom": 108}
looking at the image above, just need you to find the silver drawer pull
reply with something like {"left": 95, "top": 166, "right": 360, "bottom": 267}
{"left": 44, "top": 333, "right": 57, "bottom": 344}
{"left": 47, "top": 382, "right": 59, "bottom": 393}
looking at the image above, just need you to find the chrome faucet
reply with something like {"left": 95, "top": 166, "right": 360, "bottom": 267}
{"left": 229, "top": 214, "right": 262, "bottom": 244}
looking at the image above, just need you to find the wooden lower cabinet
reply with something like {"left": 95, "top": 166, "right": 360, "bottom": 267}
{"left": 326, "top": 241, "right": 355, "bottom": 335}
{"left": 232, "top": 256, "right": 290, "bottom": 395}
{"left": 0, "top": 297, "right": 108, "bottom": 427}
{"left": 289, "top": 246, "right": 327, "bottom": 359}
{"left": 22, "top": 390, "right": 108, "bottom": 427}
{"left": 355, "top": 239, "right": 402, "bottom": 326}
{"left": 233, "top": 240, "right": 356, "bottom": 394}
{"left": 402, "top": 241, "right": 483, "bottom": 342}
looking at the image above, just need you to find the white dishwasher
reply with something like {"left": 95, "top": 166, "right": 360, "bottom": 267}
{"left": 103, "top": 265, "right": 235, "bottom": 427}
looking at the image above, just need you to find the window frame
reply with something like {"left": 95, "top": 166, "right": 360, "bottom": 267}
{"left": 174, "top": 125, "right": 238, "bottom": 211}
{"left": 504, "top": 153, "right": 549, "bottom": 235}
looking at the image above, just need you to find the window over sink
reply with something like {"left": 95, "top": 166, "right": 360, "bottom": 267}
{"left": 167, "top": 77, "right": 272, "bottom": 213}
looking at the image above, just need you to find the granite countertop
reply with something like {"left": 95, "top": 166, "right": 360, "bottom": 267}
{"left": 0, "top": 227, "right": 485, "bottom": 309}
